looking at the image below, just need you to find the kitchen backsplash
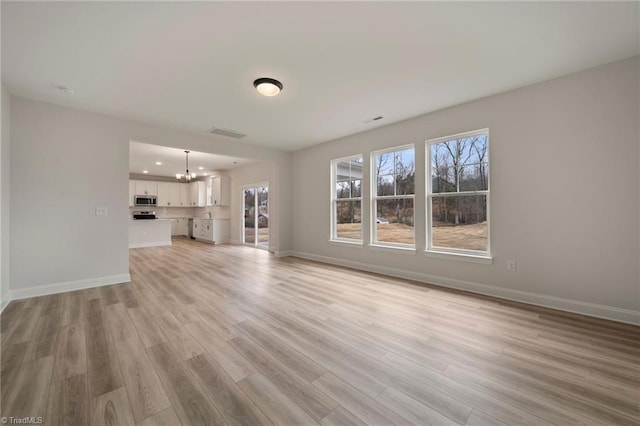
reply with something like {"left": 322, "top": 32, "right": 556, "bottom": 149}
{"left": 129, "top": 205, "right": 230, "bottom": 219}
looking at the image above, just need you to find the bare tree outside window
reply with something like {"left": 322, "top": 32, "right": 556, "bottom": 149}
{"left": 428, "top": 131, "right": 489, "bottom": 252}
{"left": 373, "top": 146, "right": 415, "bottom": 246}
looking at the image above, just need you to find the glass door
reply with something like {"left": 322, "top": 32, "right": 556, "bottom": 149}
{"left": 243, "top": 185, "right": 269, "bottom": 249}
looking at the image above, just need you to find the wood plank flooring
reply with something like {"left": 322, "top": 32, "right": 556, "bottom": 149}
{"left": 1, "top": 237, "right": 639, "bottom": 425}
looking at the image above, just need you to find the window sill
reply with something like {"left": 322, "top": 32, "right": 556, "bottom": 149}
{"left": 424, "top": 250, "right": 493, "bottom": 264}
{"left": 329, "top": 239, "right": 364, "bottom": 247}
{"left": 369, "top": 244, "right": 416, "bottom": 255}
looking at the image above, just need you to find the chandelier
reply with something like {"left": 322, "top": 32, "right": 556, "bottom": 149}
{"left": 176, "top": 150, "right": 196, "bottom": 182}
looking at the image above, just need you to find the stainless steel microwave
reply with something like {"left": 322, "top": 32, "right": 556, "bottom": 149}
{"left": 134, "top": 195, "right": 157, "bottom": 206}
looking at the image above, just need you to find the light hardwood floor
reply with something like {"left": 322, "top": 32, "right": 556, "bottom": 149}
{"left": 1, "top": 238, "right": 639, "bottom": 425}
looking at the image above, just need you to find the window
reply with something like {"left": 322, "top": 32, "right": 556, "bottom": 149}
{"left": 427, "top": 129, "right": 489, "bottom": 255}
{"left": 331, "top": 155, "right": 363, "bottom": 242}
{"left": 372, "top": 145, "right": 415, "bottom": 247}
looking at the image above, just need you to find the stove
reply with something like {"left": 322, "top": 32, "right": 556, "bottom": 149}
{"left": 132, "top": 211, "right": 156, "bottom": 220}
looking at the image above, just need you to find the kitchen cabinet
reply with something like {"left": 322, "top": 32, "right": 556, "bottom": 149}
{"left": 211, "top": 176, "right": 230, "bottom": 206}
{"left": 179, "top": 184, "right": 191, "bottom": 207}
{"left": 192, "top": 218, "right": 229, "bottom": 244}
{"left": 129, "top": 181, "right": 135, "bottom": 207}
{"left": 135, "top": 180, "right": 157, "bottom": 196}
{"left": 171, "top": 217, "right": 189, "bottom": 236}
{"left": 167, "top": 183, "right": 182, "bottom": 207}
{"left": 212, "top": 219, "right": 230, "bottom": 244}
{"left": 189, "top": 181, "right": 206, "bottom": 207}
{"left": 192, "top": 219, "right": 213, "bottom": 241}
{"left": 157, "top": 182, "right": 169, "bottom": 207}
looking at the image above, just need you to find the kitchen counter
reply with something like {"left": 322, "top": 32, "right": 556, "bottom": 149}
{"left": 129, "top": 219, "right": 172, "bottom": 248}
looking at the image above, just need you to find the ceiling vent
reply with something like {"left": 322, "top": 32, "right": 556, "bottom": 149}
{"left": 363, "top": 116, "right": 383, "bottom": 124}
{"left": 207, "top": 127, "right": 247, "bottom": 139}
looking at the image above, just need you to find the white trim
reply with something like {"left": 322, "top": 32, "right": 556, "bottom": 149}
{"left": 426, "top": 129, "right": 491, "bottom": 257}
{"left": 275, "top": 250, "right": 293, "bottom": 258}
{"left": 0, "top": 292, "right": 10, "bottom": 313}
{"left": 370, "top": 144, "right": 416, "bottom": 246}
{"left": 369, "top": 244, "right": 416, "bottom": 254}
{"left": 329, "top": 239, "right": 364, "bottom": 247}
{"left": 129, "top": 241, "right": 172, "bottom": 248}
{"left": 10, "top": 273, "right": 131, "bottom": 301}
{"left": 424, "top": 249, "right": 493, "bottom": 264}
{"left": 288, "top": 250, "right": 639, "bottom": 325}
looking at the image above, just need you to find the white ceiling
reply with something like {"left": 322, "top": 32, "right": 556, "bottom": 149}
{"left": 129, "top": 141, "right": 255, "bottom": 178}
{"left": 2, "top": 2, "right": 638, "bottom": 152}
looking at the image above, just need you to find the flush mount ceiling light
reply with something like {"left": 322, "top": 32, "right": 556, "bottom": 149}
{"left": 253, "top": 77, "right": 283, "bottom": 97}
{"left": 176, "top": 150, "right": 196, "bottom": 182}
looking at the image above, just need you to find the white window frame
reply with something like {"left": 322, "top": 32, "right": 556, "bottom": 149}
{"left": 330, "top": 154, "right": 364, "bottom": 245}
{"left": 370, "top": 144, "right": 416, "bottom": 250}
{"left": 426, "top": 129, "right": 491, "bottom": 260}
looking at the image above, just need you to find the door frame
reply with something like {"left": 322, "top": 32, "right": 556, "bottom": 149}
{"left": 241, "top": 182, "right": 270, "bottom": 250}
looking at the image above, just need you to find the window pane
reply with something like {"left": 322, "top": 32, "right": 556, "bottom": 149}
{"left": 459, "top": 163, "right": 488, "bottom": 191}
{"left": 351, "top": 179, "right": 362, "bottom": 197}
{"left": 375, "top": 198, "right": 414, "bottom": 245}
{"left": 375, "top": 152, "right": 394, "bottom": 176}
{"left": 431, "top": 143, "right": 456, "bottom": 193}
{"left": 431, "top": 195, "right": 487, "bottom": 251}
{"left": 396, "top": 173, "right": 415, "bottom": 195}
{"left": 395, "top": 149, "right": 415, "bottom": 195}
{"left": 377, "top": 175, "right": 394, "bottom": 196}
{"left": 336, "top": 180, "right": 350, "bottom": 198}
{"left": 461, "top": 135, "right": 488, "bottom": 166}
{"left": 335, "top": 200, "right": 361, "bottom": 239}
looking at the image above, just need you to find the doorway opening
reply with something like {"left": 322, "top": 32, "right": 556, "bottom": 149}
{"left": 243, "top": 185, "right": 269, "bottom": 249}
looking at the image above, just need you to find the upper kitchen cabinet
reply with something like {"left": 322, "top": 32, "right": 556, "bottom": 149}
{"left": 135, "top": 180, "right": 157, "bottom": 196}
{"left": 129, "top": 181, "right": 135, "bottom": 207}
{"left": 157, "top": 182, "right": 169, "bottom": 206}
{"left": 190, "top": 181, "right": 206, "bottom": 207}
{"left": 168, "top": 183, "right": 183, "bottom": 207}
{"left": 211, "top": 176, "right": 230, "bottom": 206}
{"left": 158, "top": 182, "right": 184, "bottom": 207}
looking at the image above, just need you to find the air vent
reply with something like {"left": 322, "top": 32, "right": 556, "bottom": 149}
{"left": 363, "top": 116, "right": 383, "bottom": 124}
{"left": 207, "top": 127, "right": 247, "bottom": 139}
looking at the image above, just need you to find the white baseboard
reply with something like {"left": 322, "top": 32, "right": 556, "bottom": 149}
{"left": 290, "top": 251, "right": 640, "bottom": 326}
{"left": 275, "top": 250, "right": 293, "bottom": 258}
{"left": 0, "top": 291, "right": 10, "bottom": 313}
{"left": 129, "top": 241, "right": 171, "bottom": 249}
{"left": 10, "top": 273, "right": 131, "bottom": 301}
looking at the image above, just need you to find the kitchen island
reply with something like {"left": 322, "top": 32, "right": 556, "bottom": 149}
{"left": 129, "top": 219, "right": 172, "bottom": 248}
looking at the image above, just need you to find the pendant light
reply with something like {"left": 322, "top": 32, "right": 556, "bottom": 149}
{"left": 176, "top": 150, "right": 196, "bottom": 182}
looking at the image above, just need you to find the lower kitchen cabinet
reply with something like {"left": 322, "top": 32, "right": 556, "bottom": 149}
{"left": 191, "top": 219, "right": 229, "bottom": 244}
{"left": 171, "top": 218, "right": 189, "bottom": 236}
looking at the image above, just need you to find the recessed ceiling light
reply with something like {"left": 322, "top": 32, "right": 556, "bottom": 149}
{"left": 142, "top": 170, "right": 149, "bottom": 174}
{"left": 253, "top": 77, "right": 283, "bottom": 97}
{"left": 203, "top": 173, "right": 208, "bottom": 176}
{"left": 155, "top": 161, "right": 162, "bottom": 166}
{"left": 198, "top": 166, "right": 204, "bottom": 170}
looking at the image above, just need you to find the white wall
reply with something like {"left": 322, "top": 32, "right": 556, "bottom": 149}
{"left": 9, "top": 97, "right": 291, "bottom": 299}
{"left": 1, "top": 85, "right": 10, "bottom": 310}
{"left": 291, "top": 57, "right": 640, "bottom": 323}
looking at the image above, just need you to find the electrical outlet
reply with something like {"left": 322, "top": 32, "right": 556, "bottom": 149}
{"left": 507, "top": 260, "right": 517, "bottom": 271}
{"left": 95, "top": 207, "right": 108, "bottom": 216}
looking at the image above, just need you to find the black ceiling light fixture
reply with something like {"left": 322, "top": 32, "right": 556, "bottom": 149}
{"left": 253, "top": 77, "right": 283, "bottom": 97}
